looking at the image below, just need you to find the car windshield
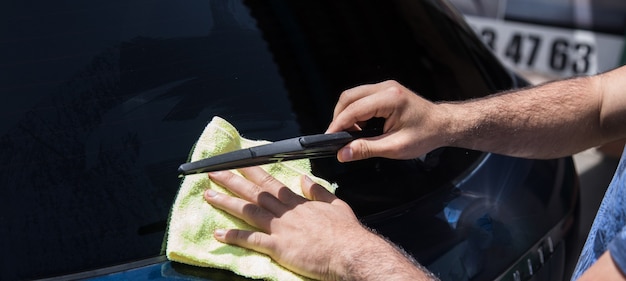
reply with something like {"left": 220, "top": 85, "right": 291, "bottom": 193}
{"left": 0, "top": 0, "right": 512, "bottom": 279}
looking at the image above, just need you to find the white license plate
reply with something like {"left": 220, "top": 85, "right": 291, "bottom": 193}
{"left": 465, "top": 15, "right": 624, "bottom": 78}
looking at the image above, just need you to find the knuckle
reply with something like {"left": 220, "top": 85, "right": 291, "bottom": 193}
{"left": 339, "top": 88, "right": 352, "bottom": 98}
{"left": 258, "top": 173, "right": 278, "bottom": 188}
{"left": 248, "top": 183, "right": 263, "bottom": 196}
{"left": 339, "top": 86, "right": 359, "bottom": 100}
{"left": 380, "top": 80, "right": 409, "bottom": 99}
{"left": 242, "top": 203, "right": 267, "bottom": 219}
{"left": 223, "top": 229, "right": 239, "bottom": 242}
{"left": 214, "top": 171, "right": 238, "bottom": 186}
{"left": 355, "top": 140, "right": 372, "bottom": 159}
{"left": 247, "top": 232, "right": 264, "bottom": 246}
{"left": 384, "top": 85, "right": 403, "bottom": 98}
{"left": 381, "top": 79, "right": 400, "bottom": 89}
{"left": 381, "top": 79, "right": 399, "bottom": 86}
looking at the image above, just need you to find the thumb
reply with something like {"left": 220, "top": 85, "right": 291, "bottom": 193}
{"left": 337, "top": 139, "right": 379, "bottom": 162}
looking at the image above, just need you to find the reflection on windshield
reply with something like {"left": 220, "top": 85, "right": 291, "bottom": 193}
{"left": 0, "top": 1, "right": 297, "bottom": 279}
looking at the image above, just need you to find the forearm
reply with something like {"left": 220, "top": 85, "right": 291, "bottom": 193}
{"left": 577, "top": 250, "right": 626, "bottom": 281}
{"left": 440, "top": 68, "right": 626, "bottom": 159}
{"left": 335, "top": 230, "right": 438, "bottom": 281}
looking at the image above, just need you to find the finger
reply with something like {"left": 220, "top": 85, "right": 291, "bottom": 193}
{"left": 239, "top": 166, "right": 306, "bottom": 206}
{"left": 332, "top": 81, "right": 395, "bottom": 119}
{"left": 337, "top": 139, "right": 370, "bottom": 162}
{"left": 327, "top": 90, "right": 398, "bottom": 134}
{"left": 204, "top": 189, "right": 274, "bottom": 230}
{"left": 300, "top": 175, "right": 337, "bottom": 203}
{"left": 328, "top": 95, "right": 379, "bottom": 133}
{"left": 337, "top": 134, "right": 406, "bottom": 162}
{"left": 208, "top": 170, "right": 288, "bottom": 215}
{"left": 214, "top": 228, "right": 275, "bottom": 257}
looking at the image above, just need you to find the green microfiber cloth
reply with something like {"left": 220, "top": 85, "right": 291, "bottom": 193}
{"left": 165, "top": 116, "right": 336, "bottom": 281}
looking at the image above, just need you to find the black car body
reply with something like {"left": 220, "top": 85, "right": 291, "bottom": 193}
{"left": 0, "top": 0, "right": 579, "bottom": 280}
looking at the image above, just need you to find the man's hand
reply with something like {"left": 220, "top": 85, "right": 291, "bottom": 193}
{"left": 329, "top": 66, "right": 626, "bottom": 160}
{"left": 203, "top": 167, "right": 436, "bottom": 281}
{"left": 326, "top": 80, "right": 448, "bottom": 162}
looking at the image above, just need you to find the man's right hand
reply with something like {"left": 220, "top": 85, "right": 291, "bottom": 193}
{"left": 326, "top": 80, "right": 449, "bottom": 162}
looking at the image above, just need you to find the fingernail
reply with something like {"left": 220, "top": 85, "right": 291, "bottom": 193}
{"left": 302, "top": 174, "right": 314, "bottom": 185}
{"left": 339, "top": 147, "right": 353, "bottom": 162}
{"left": 214, "top": 229, "right": 226, "bottom": 238}
{"left": 205, "top": 189, "right": 218, "bottom": 198}
{"left": 208, "top": 171, "right": 222, "bottom": 177}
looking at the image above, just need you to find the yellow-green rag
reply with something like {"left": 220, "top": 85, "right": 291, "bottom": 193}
{"left": 166, "top": 116, "right": 336, "bottom": 281}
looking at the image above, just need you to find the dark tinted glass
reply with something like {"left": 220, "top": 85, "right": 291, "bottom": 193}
{"left": 0, "top": 0, "right": 512, "bottom": 279}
